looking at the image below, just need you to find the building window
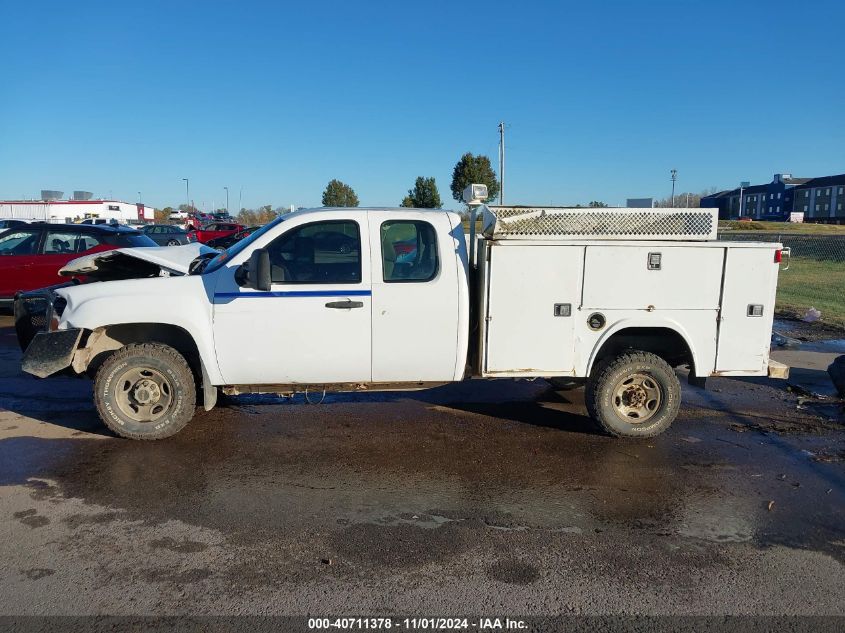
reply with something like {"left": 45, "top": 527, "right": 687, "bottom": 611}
{"left": 825, "top": 204, "right": 829, "bottom": 211}
{"left": 777, "top": 192, "right": 781, "bottom": 199}
{"left": 839, "top": 187, "right": 843, "bottom": 195}
{"left": 804, "top": 205, "right": 808, "bottom": 212}
{"left": 777, "top": 205, "right": 780, "bottom": 212}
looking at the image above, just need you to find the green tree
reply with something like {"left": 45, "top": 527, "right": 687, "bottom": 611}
{"left": 588, "top": 201, "right": 608, "bottom": 208}
{"left": 450, "top": 153, "right": 500, "bottom": 204}
{"left": 322, "top": 179, "right": 359, "bottom": 207}
{"left": 400, "top": 176, "right": 442, "bottom": 209}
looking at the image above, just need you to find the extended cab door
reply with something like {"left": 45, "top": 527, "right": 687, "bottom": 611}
{"left": 368, "top": 210, "right": 459, "bottom": 382}
{"left": 212, "top": 214, "right": 372, "bottom": 385}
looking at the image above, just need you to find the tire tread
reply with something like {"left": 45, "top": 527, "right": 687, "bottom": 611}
{"left": 94, "top": 343, "right": 195, "bottom": 440}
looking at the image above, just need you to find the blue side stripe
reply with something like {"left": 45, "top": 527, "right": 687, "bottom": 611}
{"left": 215, "top": 290, "right": 371, "bottom": 299}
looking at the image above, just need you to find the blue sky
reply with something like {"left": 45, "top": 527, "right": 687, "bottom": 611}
{"left": 1, "top": 0, "right": 843, "bottom": 210}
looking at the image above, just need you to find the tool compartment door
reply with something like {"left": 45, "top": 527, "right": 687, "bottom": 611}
{"left": 484, "top": 244, "right": 584, "bottom": 374}
{"left": 716, "top": 247, "right": 778, "bottom": 372}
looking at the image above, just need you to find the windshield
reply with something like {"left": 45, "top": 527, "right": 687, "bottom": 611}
{"left": 199, "top": 215, "right": 287, "bottom": 274}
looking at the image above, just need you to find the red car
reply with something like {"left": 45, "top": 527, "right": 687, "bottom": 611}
{"left": 0, "top": 223, "right": 156, "bottom": 305}
{"left": 187, "top": 222, "right": 245, "bottom": 244}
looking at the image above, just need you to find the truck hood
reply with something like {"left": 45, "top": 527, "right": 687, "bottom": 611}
{"left": 59, "top": 243, "right": 217, "bottom": 280}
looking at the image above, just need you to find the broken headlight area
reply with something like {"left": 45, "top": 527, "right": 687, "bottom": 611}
{"left": 13, "top": 282, "right": 77, "bottom": 352}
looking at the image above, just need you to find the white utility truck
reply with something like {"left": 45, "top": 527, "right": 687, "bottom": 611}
{"left": 16, "top": 185, "right": 788, "bottom": 440}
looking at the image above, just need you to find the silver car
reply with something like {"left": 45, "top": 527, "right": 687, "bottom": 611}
{"left": 139, "top": 224, "right": 192, "bottom": 246}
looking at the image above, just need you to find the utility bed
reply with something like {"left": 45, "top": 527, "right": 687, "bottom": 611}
{"left": 471, "top": 206, "right": 783, "bottom": 381}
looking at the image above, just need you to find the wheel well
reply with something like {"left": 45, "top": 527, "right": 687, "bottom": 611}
{"left": 591, "top": 327, "right": 694, "bottom": 375}
{"left": 75, "top": 323, "right": 202, "bottom": 380}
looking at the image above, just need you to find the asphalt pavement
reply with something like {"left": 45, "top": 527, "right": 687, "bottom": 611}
{"left": 0, "top": 315, "right": 843, "bottom": 617}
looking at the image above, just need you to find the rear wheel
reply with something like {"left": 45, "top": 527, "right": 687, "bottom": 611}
{"left": 166, "top": 239, "right": 180, "bottom": 246}
{"left": 585, "top": 351, "right": 681, "bottom": 438}
{"left": 94, "top": 343, "right": 196, "bottom": 440}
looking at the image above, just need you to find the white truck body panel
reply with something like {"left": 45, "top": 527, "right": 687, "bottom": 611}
{"left": 715, "top": 247, "right": 779, "bottom": 373}
{"left": 476, "top": 237, "right": 780, "bottom": 379}
{"left": 211, "top": 210, "right": 374, "bottom": 384}
{"left": 582, "top": 246, "right": 723, "bottom": 310}
{"left": 483, "top": 243, "right": 584, "bottom": 374}
{"left": 367, "top": 209, "right": 463, "bottom": 382}
{"left": 56, "top": 275, "right": 225, "bottom": 384}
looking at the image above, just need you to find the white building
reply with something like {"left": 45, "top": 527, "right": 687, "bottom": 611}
{"left": 0, "top": 199, "right": 155, "bottom": 224}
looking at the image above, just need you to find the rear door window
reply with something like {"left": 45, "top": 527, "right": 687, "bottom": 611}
{"left": 380, "top": 220, "right": 438, "bottom": 282}
{"left": 43, "top": 230, "right": 103, "bottom": 254}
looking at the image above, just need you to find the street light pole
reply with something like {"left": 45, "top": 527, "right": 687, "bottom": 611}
{"left": 498, "top": 121, "right": 505, "bottom": 205}
{"left": 670, "top": 169, "right": 677, "bottom": 206}
{"left": 224, "top": 186, "right": 229, "bottom": 215}
{"left": 137, "top": 191, "right": 141, "bottom": 203}
{"left": 738, "top": 181, "right": 749, "bottom": 218}
{"left": 182, "top": 178, "right": 190, "bottom": 212}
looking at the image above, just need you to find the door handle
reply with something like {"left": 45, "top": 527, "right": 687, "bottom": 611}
{"left": 325, "top": 300, "right": 364, "bottom": 309}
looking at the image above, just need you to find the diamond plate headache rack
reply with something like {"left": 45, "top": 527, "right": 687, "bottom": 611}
{"left": 480, "top": 206, "right": 718, "bottom": 241}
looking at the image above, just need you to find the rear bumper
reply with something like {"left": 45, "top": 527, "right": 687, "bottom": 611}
{"left": 21, "top": 328, "right": 83, "bottom": 378}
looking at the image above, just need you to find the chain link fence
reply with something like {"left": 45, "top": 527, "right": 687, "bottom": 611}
{"left": 718, "top": 231, "right": 845, "bottom": 328}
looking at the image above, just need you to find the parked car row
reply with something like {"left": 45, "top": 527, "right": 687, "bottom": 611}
{"left": 0, "top": 223, "right": 158, "bottom": 304}
{"left": 0, "top": 219, "right": 262, "bottom": 304}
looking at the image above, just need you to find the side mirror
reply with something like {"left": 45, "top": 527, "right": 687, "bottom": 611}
{"left": 235, "top": 248, "right": 272, "bottom": 291}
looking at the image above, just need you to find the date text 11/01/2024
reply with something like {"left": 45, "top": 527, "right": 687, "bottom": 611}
{"left": 307, "top": 617, "right": 528, "bottom": 630}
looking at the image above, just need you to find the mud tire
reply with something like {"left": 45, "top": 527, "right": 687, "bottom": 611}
{"left": 585, "top": 351, "right": 681, "bottom": 438}
{"left": 94, "top": 343, "right": 195, "bottom": 440}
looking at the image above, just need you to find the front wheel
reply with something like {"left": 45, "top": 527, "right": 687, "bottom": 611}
{"left": 585, "top": 351, "right": 681, "bottom": 438}
{"left": 166, "top": 239, "right": 180, "bottom": 246}
{"left": 94, "top": 343, "right": 196, "bottom": 440}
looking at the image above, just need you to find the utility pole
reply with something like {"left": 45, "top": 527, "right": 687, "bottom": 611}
{"left": 224, "top": 186, "right": 229, "bottom": 215}
{"left": 670, "top": 169, "right": 677, "bottom": 206}
{"left": 238, "top": 187, "right": 243, "bottom": 214}
{"left": 182, "top": 178, "right": 190, "bottom": 211}
{"left": 498, "top": 121, "right": 505, "bottom": 205}
{"left": 137, "top": 191, "right": 142, "bottom": 203}
{"left": 686, "top": 192, "right": 690, "bottom": 208}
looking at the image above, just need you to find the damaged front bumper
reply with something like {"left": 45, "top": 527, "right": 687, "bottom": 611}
{"left": 21, "top": 328, "right": 83, "bottom": 378}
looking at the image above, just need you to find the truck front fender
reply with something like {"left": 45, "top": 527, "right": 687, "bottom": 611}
{"left": 57, "top": 277, "right": 224, "bottom": 385}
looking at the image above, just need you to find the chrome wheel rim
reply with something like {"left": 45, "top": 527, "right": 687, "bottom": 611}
{"left": 114, "top": 366, "right": 174, "bottom": 422}
{"left": 612, "top": 372, "right": 662, "bottom": 422}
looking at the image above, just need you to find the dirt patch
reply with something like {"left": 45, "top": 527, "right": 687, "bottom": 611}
{"left": 332, "top": 522, "right": 474, "bottom": 570}
{"left": 149, "top": 537, "right": 209, "bottom": 554}
{"left": 63, "top": 512, "right": 122, "bottom": 529}
{"left": 138, "top": 568, "right": 213, "bottom": 584}
{"left": 487, "top": 559, "right": 539, "bottom": 585}
{"left": 20, "top": 568, "right": 55, "bottom": 580}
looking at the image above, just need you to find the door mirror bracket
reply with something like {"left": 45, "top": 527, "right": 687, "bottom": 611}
{"left": 235, "top": 248, "right": 272, "bottom": 291}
